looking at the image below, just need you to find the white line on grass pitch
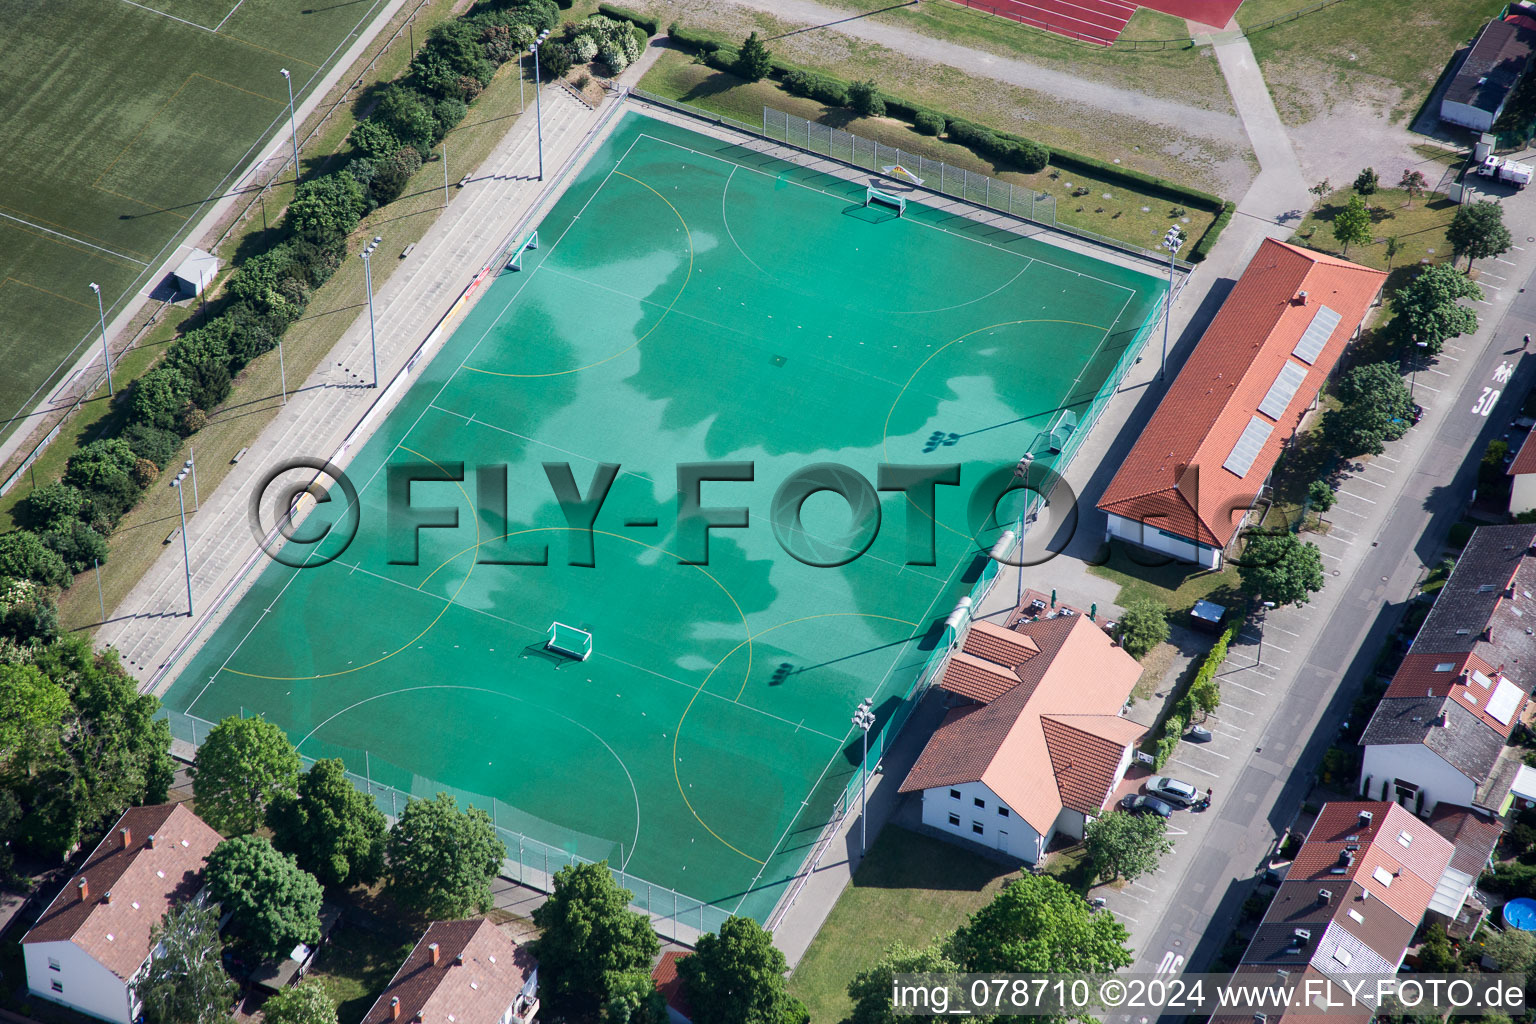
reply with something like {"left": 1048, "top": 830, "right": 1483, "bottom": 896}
{"left": 116, "top": 0, "right": 216, "bottom": 30}
{"left": 0, "top": 211, "right": 150, "bottom": 265}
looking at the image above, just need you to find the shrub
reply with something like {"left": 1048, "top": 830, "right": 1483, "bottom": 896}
{"left": 0, "top": 531, "right": 72, "bottom": 589}
{"left": 131, "top": 458, "right": 159, "bottom": 489}
{"left": 42, "top": 521, "right": 109, "bottom": 575}
{"left": 431, "top": 98, "right": 468, "bottom": 142}
{"left": 1188, "top": 202, "right": 1235, "bottom": 262}
{"left": 370, "top": 147, "right": 424, "bottom": 207}
{"left": 166, "top": 331, "right": 233, "bottom": 410}
{"left": 540, "top": 41, "right": 573, "bottom": 79}
{"left": 1307, "top": 479, "right": 1335, "bottom": 512}
{"left": 19, "top": 482, "right": 85, "bottom": 532}
{"left": 287, "top": 173, "right": 367, "bottom": 245}
{"left": 181, "top": 408, "right": 209, "bottom": 435}
{"left": 597, "top": 40, "right": 628, "bottom": 73}
{"left": 735, "top": 31, "right": 772, "bottom": 82}
{"left": 223, "top": 303, "right": 283, "bottom": 366}
{"left": 571, "top": 34, "right": 598, "bottom": 62}
{"left": 849, "top": 78, "right": 885, "bottom": 117}
{"left": 1482, "top": 439, "right": 1511, "bottom": 486}
{"left": 126, "top": 366, "right": 192, "bottom": 432}
{"left": 349, "top": 118, "right": 401, "bottom": 161}
{"left": 782, "top": 68, "right": 848, "bottom": 106}
{"left": 914, "top": 110, "right": 945, "bottom": 136}
{"left": 596, "top": 2, "right": 658, "bottom": 33}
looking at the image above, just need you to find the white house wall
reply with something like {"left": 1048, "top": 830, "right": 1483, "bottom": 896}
{"left": 921, "top": 781, "right": 1044, "bottom": 862}
{"left": 1440, "top": 100, "right": 1495, "bottom": 133}
{"left": 24, "top": 939, "right": 139, "bottom": 1024}
{"left": 1512, "top": 475, "right": 1536, "bottom": 515}
{"left": 1104, "top": 514, "right": 1223, "bottom": 570}
{"left": 1360, "top": 743, "right": 1476, "bottom": 814}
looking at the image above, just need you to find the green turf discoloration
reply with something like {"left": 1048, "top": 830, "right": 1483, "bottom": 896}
{"left": 165, "top": 112, "right": 1162, "bottom": 921}
{"left": 0, "top": 0, "right": 390, "bottom": 436}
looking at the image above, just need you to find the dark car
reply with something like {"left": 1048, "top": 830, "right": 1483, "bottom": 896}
{"left": 1119, "top": 794, "right": 1173, "bottom": 818}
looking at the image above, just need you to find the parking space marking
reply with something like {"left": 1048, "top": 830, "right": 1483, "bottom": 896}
{"left": 1266, "top": 622, "right": 1303, "bottom": 637}
{"left": 1425, "top": 367, "right": 1452, "bottom": 377}
{"left": 1412, "top": 381, "right": 1441, "bottom": 393}
{"left": 1349, "top": 474, "right": 1388, "bottom": 488}
{"left": 1240, "top": 632, "right": 1290, "bottom": 653}
{"left": 1216, "top": 701, "right": 1255, "bottom": 715}
{"left": 1186, "top": 745, "right": 1231, "bottom": 760}
{"left": 1168, "top": 756, "right": 1220, "bottom": 778}
{"left": 1497, "top": 257, "right": 1519, "bottom": 266}
{"left": 1337, "top": 490, "right": 1378, "bottom": 504}
{"left": 1219, "top": 675, "right": 1268, "bottom": 695}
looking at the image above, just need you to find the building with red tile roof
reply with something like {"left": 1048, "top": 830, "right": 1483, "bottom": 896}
{"left": 898, "top": 612, "right": 1143, "bottom": 863}
{"left": 1508, "top": 428, "right": 1536, "bottom": 514}
{"left": 1210, "top": 801, "right": 1493, "bottom": 1024}
{"left": 360, "top": 918, "right": 538, "bottom": 1024}
{"left": 652, "top": 950, "right": 694, "bottom": 1024}
{"left": 1360, "top": 524, "right": 1536, "bottom": 815}
{"left": 22, "top": 803, "right": 223, "bottom": 1024}
{"left": 1097, "top": 240, "right": 1386, "bottom": 569}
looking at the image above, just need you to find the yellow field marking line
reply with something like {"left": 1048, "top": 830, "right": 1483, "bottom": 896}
{"left": 92, "top": 73, "right": 281, "bottom": 219}
{"left": 0, "top": 278, "right": 95, "bottom": 309}
{"left": 462, "top": 169, "right": 693, "bottom": 379}
{"left": 0, "top": 202, "right": 155, "bottom": 261}
{"left": 880, "top": 317, "right": 1111, "bottom": 540}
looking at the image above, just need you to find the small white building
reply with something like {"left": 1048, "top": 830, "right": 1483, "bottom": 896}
{"left": 899, "top": 614, "right": 1144, "bottom": 863}
{"left": 1440, "top": 12, "right": 1536, "bottom": 133}
{"left": 171, "top": 248, "right": 219, "bottom": 298}
{"left": 21, "top": 803, "right": 223, "bottom": 1024}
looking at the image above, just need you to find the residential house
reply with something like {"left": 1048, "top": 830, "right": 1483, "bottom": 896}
{"left": 1359, "top": 524, "right": 1536, "bottom": 814}
{"left": 1097, "top": 239, "right": 1385, "bottom": 568}
{"left": 1508, "top": 427, "right": 1536, "bottom": 515}
{"left": 360, "top": 918, "right": 538, "bottom": 1024}
{"left": 21, "top": 803, "right": 223, "bottom": 1024}
{"left": 898, "top": 613, "right": 1144, "bottom": 864}
{"left": 651, "top": 950, "right": 694, "bottom": 1024}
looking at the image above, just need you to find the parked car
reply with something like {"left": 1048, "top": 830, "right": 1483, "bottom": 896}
{"left": 1185, "top": 723, "right": 1213, "bottom": 743}
{"left": 1146, "top": 776, "right": 1199, "bottom": 807}
{"left": 1120, "top": 794, "right": 1173, "bottom": 818}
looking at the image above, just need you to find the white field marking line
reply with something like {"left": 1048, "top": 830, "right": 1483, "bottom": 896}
{"left": 1168, "top": 756, "right": 1220, "bottom": 778}
{"left": 214, "top": 0, "right": 248, "bottom": 31}
{"left": 300, "top": 684, "right": 643, "bottom": 870}
{"left": 1336, "top": 489, "right": 1378, "bottom": 504}
{"left": 0, "top": 210, "right": 151, "bottom": 265}
{"left": 634, "top": 131, "right": 1139, "bottom": 300}
{"left": 117, "top": 0, "right": 216, "bottom": 31}
{"left": 720, "top": 166, "right": 771, "bottom": 279}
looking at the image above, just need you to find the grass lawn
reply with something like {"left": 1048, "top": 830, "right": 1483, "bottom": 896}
{"left": 1289, "top": 186, "right": 1459, "bottom": 274}
{"left": 307, "top": 921, "right": 416, "bottom": 1024}
{"left": 760, "top": 0, "right": 1229, "bottom": 109}
{"left": 0, "top": 0, "right": 399, "bottom": 444}
{"left": 1087, "top": 543, "right": 1241, "bottom": 615}
{"left": 1238, "top": 0, "right": 1504, "bottom": 125}
{"left": 787, "top": 825, "right": 1020, "bottom": 1024}
{"left": 0, "top": 11, "right": 541, "bottom": 634}
{"left": 639, "top": 51, "right": 1219, "bottom": 253}
{"left": 1132, "top": 640, "right": 1178, "bottom": 701}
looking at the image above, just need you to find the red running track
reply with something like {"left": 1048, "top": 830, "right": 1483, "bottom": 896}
{"left": 951, "top": 0, "right": 1243, "bottom": 45}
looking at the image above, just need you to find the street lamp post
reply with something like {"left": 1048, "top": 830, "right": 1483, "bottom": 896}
{"left": 186, "top": 453, "right": 198, "bottom": 511}
{"left": 89, "top": 283, "right": 113, "bottom": 396}
{"left": 1410, "top": 339, "right": 1428, "bottom": 401}
{"left": 529, "top": 30, "right": 551, "bottom": 181}
{"left": 1257, "top": 600, "right": 1276, "bottom": 665}
{"left": 361, "top": 236, "right": 381, "bottom": 387}
{"left": 852, "top": 697, "right": 876, "bottom": 858}
{"left": 171, "top": 470, "right": 192, "bottom": 617}
{"left": 1160, "top": 227, "right": 1184, "bottom": 381}
{"left": 280, "top": 69, "right": 300, "bottom": 181}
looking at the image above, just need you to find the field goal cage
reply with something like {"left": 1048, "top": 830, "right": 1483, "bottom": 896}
{"left": 506, "top": 230, "right": 539, "bottom": 271}
{"left": 545, "top": 622, "right": 593, "bottom": 661}
{"left": 865, "top": 185, "right": 906, "bottom": 216}
{"left": 1046, "top": 409, "right": 1078, "bottom": 453}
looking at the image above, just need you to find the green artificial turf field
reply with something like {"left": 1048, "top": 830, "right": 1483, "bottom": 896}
{"left": 164, "top": 110, "right": 1163, "bottom": 924}
{"left": 0, "top": 0, "right": 391, "bottom": 440}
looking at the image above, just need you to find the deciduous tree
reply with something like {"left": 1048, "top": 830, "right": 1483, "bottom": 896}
{"left": 268, "top": 757, "right": 387, "bottom": 889}
{"left": 1448, "top": 199, "right": 1513, "bottom": 269}
{"left": 946, "top": 874, "right": 1133, "bottom": 975}
{"left": 531, "top": 860, "right": 659, "bottom": 1018}
{"left": 1114, "top": 598, "right": 1169, "bottom": 659}
{"left": 262, "top": 981, "right": 339, "bottom": 1024}
{"left": 1085, "top": 809, "right": 1172, "bottom": 882}
{"left": 1237, "top": 533, "right": 1325, "bottom": 608}
{"left": 1325, "top": 360, "right": 1416, "bottom": 455}
{"left": 1353, "top": 166, "right": 1379, "bottom": 195}
{"left": 1331, "top": 193, "right": 1372, "bottom": 255}
{"left": 1398, "top": 169, "right": 1427, "bottom": 206}
{"left": 679, "top": 916, "right": 807, "bottom": 1024}
{"left": 385, "top": 792, "right": 505, "bottom": 919}
{"left": 192, "top": 714, "right": 301, "bottom": 835}
{"left": 206, "top": 834, "right": 323, "bottom": 959}
{"left": 135, "top": 900, "right": 236, "bottom": 1024}
{"left": 1390, "top": 263, "right": 1480, "bottom": 355}
{"left": 847, "top": 942, "right": 962, "bottom": 1024}
{"left": 287, "top": 173, "right": 367, "bottom": 245}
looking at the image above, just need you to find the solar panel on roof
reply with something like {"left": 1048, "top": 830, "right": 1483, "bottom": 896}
{"left": 1489, "top": 679, "right": 1523, "bottom": 725}
{"left": 1258, "top": 361, "right": 1310, "bottom": 421}
{"left": 1223, "top": 417, "right": 1273, "bottom": 478}
{"left": 1293, "top": 305, "right": 1342, "bottom": 364}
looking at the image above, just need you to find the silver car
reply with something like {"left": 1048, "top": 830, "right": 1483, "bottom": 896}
{"left": 1147, "top": 776, "right": 1199, "bottom": 807}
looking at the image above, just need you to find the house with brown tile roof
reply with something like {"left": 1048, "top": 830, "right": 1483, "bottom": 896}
{"left": 1210, "top": 801, "right": 1490, "bottom": 1024}
{"left": 1097, "top": 239, "right": 1386, "bottom": 569}
{"left": 360, "top": 918, "right": 538, "bottom": 1024}
{"left": 1508, "top": 428, "right": 1536, "bottom": 514}
{"left": 651, "top": 950, "right": 694, "bottom": 1024}
{"left": 21, "top": 803, "right": 223, "bottom": 1024}
{"left": 898, "top": 613, "right": 1143, "bottom": 863}
{"left": 1360, "top": 524, "right": 1536, "bottom": 815}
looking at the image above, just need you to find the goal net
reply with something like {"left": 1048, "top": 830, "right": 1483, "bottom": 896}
{"left": 865, "top": 185, "right": 906, "bottom": 216}
{"left": 545, "top": 622, "right": 593, "bottom": 661}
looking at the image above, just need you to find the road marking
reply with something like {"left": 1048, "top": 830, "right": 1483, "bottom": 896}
{"left": 1425, "top": 367, "right": 1451, "bottom": 377}
{"left": 1366, "top": 461, "right": 1396, "bottom": 473}
{"left": 1114, "top": 912, "right": 1140, "bottom": 923}
{"left": 1319, "top": 548, "right": 1343, "bottom": 561}
{"left": 1217, "top": 701, "right": 1256, "bottom": 715}
{"left": 1413, "top": 381, "right": 1442, "bottom": 393}
{"left": 1349, "top": 473, "right": 1388, "bottom": 488}
{"left": 1497, "top": 257, "right": 1520, "bottom": 265}
{"left": 1266, "top": 623, "right": 1303, "bottom": 637}
{"left": 1333, "top": 504, "right": 1368, "bottom": 518}
{"left": 1482, "top": 272, "right": 1507, "bottom": 281}
{"left": 1240, "top": 632, "right": 1290, "bottom": 653}
{"left": 1187, "top": 745, "right": 1231, "bottom": 759}
{"left": 1168, "top": 757, "right": 1219, "bottom": 778}
{"left": 1337, "top": 489, "right": 1378, "bottom": 504}
{"left": 1220, "top": 675, "right": 1268, "bottom": 694}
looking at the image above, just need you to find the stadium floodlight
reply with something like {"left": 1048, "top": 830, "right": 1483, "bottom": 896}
{"left": 1159, "top": 226, "right": 1185, "bottom": 382}
{"left": 529, "top": 29, "right": 552, "bottom": 181}
{"left": 170, "top": 469, "right": 192, "bottom": 617}
{"left": 852, "top": 697, "right": 877, "bottom": 857}
{"left": 362, "top": 237, "right": 381, "bottom": 388}
{"left": 89, "top": 282, "right": 113, "bottom": 396}
{"left": 280, "top": 68, "right": 299, "bottom": 181}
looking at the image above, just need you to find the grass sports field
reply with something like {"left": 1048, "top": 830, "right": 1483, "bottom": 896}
{"left": 0, "top": 0, "right": 392, "bottom": 440}
{"left": 164, "top": 111, "right": 1163, "bottom": 921}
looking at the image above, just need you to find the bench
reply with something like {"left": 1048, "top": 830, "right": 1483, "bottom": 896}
{"left": 399, "top": 243, "right": 416, "bottom": 259}
{"left": 164, "top": 527, "right": 181, "bottom": 546}
{"left": 232, "top": 447, "right": 248, "bottom": 464}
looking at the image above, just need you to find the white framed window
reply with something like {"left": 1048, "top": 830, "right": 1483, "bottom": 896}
{"left": 972, "top": 821, "right": 984, "bottom": 835}
{"left": 47, "top": 957, "right": 60, "bottom": 971}
{"left": 948, "top": 813, "right": 960, "bottom": 826}
{"left": 51, "top": 980, "right": 64, "bottom": 994}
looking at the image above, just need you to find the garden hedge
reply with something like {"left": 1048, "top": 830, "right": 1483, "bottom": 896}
{"left": 597, "top": 3, "right": 658, "bottom": 35}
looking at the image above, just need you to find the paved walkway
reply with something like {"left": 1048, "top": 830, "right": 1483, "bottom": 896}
{"left": 0, "top": 0, "right": 412, "bottom": 476}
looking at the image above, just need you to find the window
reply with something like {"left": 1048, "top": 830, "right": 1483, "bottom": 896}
{"left": 47, "top": 957, "right": 60, "bottom": 972}
{"left": 948, "top": 813, "right": 960, "bottom": 827}
{"left": 950, "top": 789, "right": 961, "bottom": 800}
{"left": 51, "top": 981, "right": 63, "bottom": 994}
{"left": 972, "top": 822, "right": 985, "bottom": 835}
{"left": 997, "top": 806, "right": 1009, "bottom": 817}
{"left": 974, "top": 797, "right": 985, "bottom": 809}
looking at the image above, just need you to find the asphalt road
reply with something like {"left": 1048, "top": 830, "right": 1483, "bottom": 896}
{"left": 1118, "top": 234, "right": 1536, "bottom": 1013}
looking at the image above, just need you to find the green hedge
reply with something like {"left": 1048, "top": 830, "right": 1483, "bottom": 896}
{"left": 1150, "top": 623, "right": 1236, "bottom": 770}
{"left": 664, "top": 20, "right": 1226, "bottom": 239}
{"left": 597, "top": 3, "right": 658, "bottom": 35}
